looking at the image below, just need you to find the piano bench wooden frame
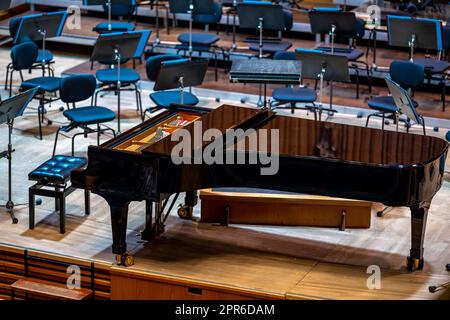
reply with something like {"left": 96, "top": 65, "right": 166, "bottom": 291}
{"left": 28, "top": 182, "right": 90, "bottom": 234}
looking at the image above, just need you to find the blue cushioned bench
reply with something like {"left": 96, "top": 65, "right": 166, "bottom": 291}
{"left": 28, "top": 155, "right": 90, "bottom": 234}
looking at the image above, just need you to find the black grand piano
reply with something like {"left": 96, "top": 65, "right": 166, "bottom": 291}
{"left": 71, "top": 104, "right": 448, "bottom": 270}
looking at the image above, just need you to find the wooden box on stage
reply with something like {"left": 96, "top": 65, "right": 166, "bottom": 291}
{"left": 200, "top": 189, "right": 372, "bottom": 229}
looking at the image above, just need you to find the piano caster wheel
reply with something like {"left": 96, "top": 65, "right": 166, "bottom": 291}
{"left": 446, "top": 264, "right": 450, "bottom": 271}
{"left": 376, "top": 210, "right": 384, "bottom": 217}
{"left": 178, "top": 205, "right": 192, "bottom": 219}
{"left": 115, "top": 253, "right": 135, "bottom": 267}
{"left": 407, "top": 257, "right": 424, "bottom": 271}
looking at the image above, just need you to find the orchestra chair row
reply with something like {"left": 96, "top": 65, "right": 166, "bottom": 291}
{"left": 4, "top": 17, "right": 55, "bottom": 93}
{"left": 53, "top": 74, "right": 116, "bottom": 157}
{"left": 366, "top": 60, "right": 424, "bottom": 132}
{"left": 28, "top": 155, "right": 90, "bottom": 234}
{"left": 92, "top": 0, "right": 137, "bottom": 34}
{"left": 143, "top": 54, "right": 200, "bottom": 118}
{"left": 269, "top": 51, "right": 318, "bottom": 119}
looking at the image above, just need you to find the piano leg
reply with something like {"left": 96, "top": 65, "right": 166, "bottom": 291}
{"left": 141, "top": 200, "right": 154, "bottom": 241}
{"left": 178, "top": 191, "right": 198, "bottom": 219}
{"left": 407, "top": 203, "right": 429, "bottom": 271}
{"left": 108, "top": 199, "right": 134, "bottom": 267}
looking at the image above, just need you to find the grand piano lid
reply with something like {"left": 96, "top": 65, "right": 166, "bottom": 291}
{"left": 141, "top": 105, "right": 268, "bottom": 157}
{"left": 235, "top": 115, "right": 449, "bottom": 167}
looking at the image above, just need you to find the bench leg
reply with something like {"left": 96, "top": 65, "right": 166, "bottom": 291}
{"left": 59, "top": 194, "right": 66, "bottom": 234}
{"left": 55, "top": 187, "right": 60, "bottom": 213}
{"left": 29, "top": 189, "right": 35, "bottom": 230}
{"left": 84, "top": 190, "right": 90, "bottom": 215}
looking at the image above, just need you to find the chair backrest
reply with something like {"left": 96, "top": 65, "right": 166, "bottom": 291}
{"left": 389, "top": 60, "right": 424, "bottom": 90}
{"left": 9, "top": 17, "right": 20, "bottom": 39}
{"left": 193, "top": 0, "right": 216, "bottom": 14}
{"left": 273, "top": 51, "right": 296, "bottom": 60}
{"left": 146, "top": 54, "right": 183, "bottom": 81}
{"left": 169, "top": 0, "right": 190, "bottom": 14}
{"left": 11, "top": 42, "right": 38, "bottom": 71}
{"left": 103, "top": 0, "right": 136, "bottom": 17}
{"left": 60, "top": 74, "right": 97, "bottom": 104}
{"left": 192, "top": 0, "right": 222, "bottom": 24}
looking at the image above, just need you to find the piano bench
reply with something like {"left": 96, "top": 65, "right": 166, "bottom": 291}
{"left": 28, "top": 155, "right": 90, "bottom": 234}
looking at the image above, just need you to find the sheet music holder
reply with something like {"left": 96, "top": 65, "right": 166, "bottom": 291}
{"left": 0, "top": 88, "right": 38, "bottom": 224}
{"left": 387, "top": 15, "right": 443, "bottom": 61}
{"left": 309, "top": 11, "right": 358, "bottom": 54}
{"left": 296, "top": 50, "right": 349, "bottom": 121}
{"left": 154, "top": 59, "right": 208, "bottom": 106}
{"left": 13, "top": 12, "right": 68, "bottom": 76}
{"left": 385, "top": 76, "right": 426, "bottom": 135}
{"left": 0, "top": 0, "right": 12, "bottom": 11}
{"left": 91, "top": 31, "right": 142, "bottom": 133}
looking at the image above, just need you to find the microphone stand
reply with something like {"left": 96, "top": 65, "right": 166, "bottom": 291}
{"left": 257, "top": 16, "right": 264, "bottom": 108}
{"left": 317, "top": 62, "right": 327, "bottom": 122}
{"left": 37, "top": 26, "right": 47, "bottom": 77}
{"left": 114, "top": 47, "right": 122, "bottom": 134}
{"left": 188, "top": 0, "right": 194, "bottom": 57}
{"left": 107, "top": 0, "right": 112, "bottom": 32}
{"left": 408, "top": 33, "right": 416, "bottom": 62}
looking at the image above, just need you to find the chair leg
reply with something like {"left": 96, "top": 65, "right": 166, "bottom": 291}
{"left": 38, "top": 103, "right": 43, "bottom": 140}
{"left": 29, "top": 188, "right": 35, "bottom": 229}
{"left": 59, "top": 193, "right": 66, "bottom": 234}
{"left": 381, "top": 113, "right": 385, "bottom": 131}
{"left": 290, "top": 102, "right": 295, "bottom": 114}
{"left": 97, "top": 124, "right": 101, "bottom": 145}
{"left": 4, "top": 64, "right": 11, "bottom": 90}
{"left": 55, "top": 187, "right": 61, "bottom": 212}
{"left": 84, "top": 190, "right": 90, "bottom": 215}
{"left": 365, "top": 113, "right": 372, "bottom": 128}
{"left": 52, "top": 127, "right": 61, "bottom": 157}
{"left": 9, "top": 70, "right": 14, "bottom": 97}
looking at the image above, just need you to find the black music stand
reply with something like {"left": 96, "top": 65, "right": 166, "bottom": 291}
{"left": 296, "top": 51, "right": 349, "bottom": 121}
{"left": 0, "top": 0, "right": 12, "bottom": 11}
{"left": 169, "top": 0, "right": 194, "bottom": 56}
{"left": 385, "top": 75, "right": 426, "bottom": 135}
{"left": 309, "top": 11, "right": 358, "bottom": 54}
{"left": 0, "top": 88, "right": 38, "bottom": 224}
{"left": 154, "top": 59, "right": 208, "bottom": 106}
{"left": 13, "top": 11, "right": 68, "bottom": 76}
{"left": 91, "top": 32, "right": 141, "bottom": 133}
{"left": 237, "top": 3, "right": 285, "bottom": 59}
{"left": 387, "top": 16, "right": 443, "bottom": 61}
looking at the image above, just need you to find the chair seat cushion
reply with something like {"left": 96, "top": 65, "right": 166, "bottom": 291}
{"left": 249, "top": 41, "right": 292, "bottom": 54}
{"left": 93, "top": 22, "right": 136, "bottom": 34}
{"left": 316, "top": 46, "right": 364, "bottom": 61}
{"left": 150, "top": 91, "right": 199, "bottom": 108}
{"left": 272, "top": 87, "right": 317, "bottom": 103}
{"left": 96, "top": 68, "right": 140, "bottom": 84}
{"left": 413, "top": 58, "right": 450, "bottom": 75}
{"left": 63, "top": 106, "right": 116, "bottom": 125}
{"left": 29, "top": 155, "right": 87, "bottom": 184}
{"left": 21, "top": 77, "right": 61, "bottom": 92}
{"left": 37, "top": 49, "right": 53, "bottom": 63}
{"left": 178, "top": 33, "right": 220, "bottom": 46}
{"left": 368, "top": 96, "right": 418, "bottom": 113}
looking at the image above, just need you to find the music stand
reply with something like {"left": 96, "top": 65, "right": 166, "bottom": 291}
{"left": 296, "top": 50, "right": 350, "bottom": 121}
{"left": 84, "top": 0, "right": 136, "bottom": 33}
{"left": 13, "top": 11, "right": 68, "bottom": 76}
{"left": 169, "top": 0, "right": 195, "bottom": 56}
{"left": 237, "top": 3, "right": 285, "bottom": 59}
{"left": 387, "top": 15, "right": 443, "bottom": 61}
{"left": 154, "top": 59, "right": 208, "bottom": 106}
{"left": 91, "top": 31, "right": 142, "bottom": 133}
{"left": 385, "top": 76, "right": 426, "bottom": 135}
{"left": 0, "top": 0, "right": 12, "bottom": 11}
{"left": 308, "top": 11, "right": 358, "bottom": 54}
{"left": 0, "top": 88, "right": 38, "bottom": 224}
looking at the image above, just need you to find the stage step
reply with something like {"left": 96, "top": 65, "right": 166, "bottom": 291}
{"left": 10, "top": 278, "right": 93, "bottom": 300}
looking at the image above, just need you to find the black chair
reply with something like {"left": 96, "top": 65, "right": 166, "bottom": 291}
{"left": 366, "top": 60, "right": 424, "bottom": 131}
{"left": 93, "top": 0, "right": 137, "bottom": 34}
{"left": 270, "top": 51, "right": 317, "bottom": 118}
{"left": 12, "top": 42, "right": 62, "bottom": 140}
{"left": 143, "top": 54, "right": 200, "bottom": 117}
{"left": 53, "top": 74, "right": 116, "bottom": 156}
{"left": 4, "top": 16, "right": 55, "bottom": 93}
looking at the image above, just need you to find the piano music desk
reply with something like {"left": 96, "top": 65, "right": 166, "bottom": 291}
{"left": 200, "top": 189, "right": 372, "bottom": 229}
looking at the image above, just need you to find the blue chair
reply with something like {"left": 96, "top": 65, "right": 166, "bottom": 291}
{"left": 193, "top": 0, "right": 223, "bottom": 33}
{"left": 53, "top": 74, "right": 116, "bottom": 156}
{"left": 366, "top": 60, "right": 424, "bottom": 131}
{"left": 5, "top": 17, "right": 55, "bottom": 93}
{"left": 12, "top": 42, "right": 62, "bottom": 140}
{"left": 270, "top": 51, "right": 317, "bottom": 118}
{"left": 93, "top": 0, "right": 137, "bottom": 34}
{"left": 446, "top": 131, "right": 450, "bottom": 142}
{"left": 143, "top": 54, "right": 199, "bottom": 118}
